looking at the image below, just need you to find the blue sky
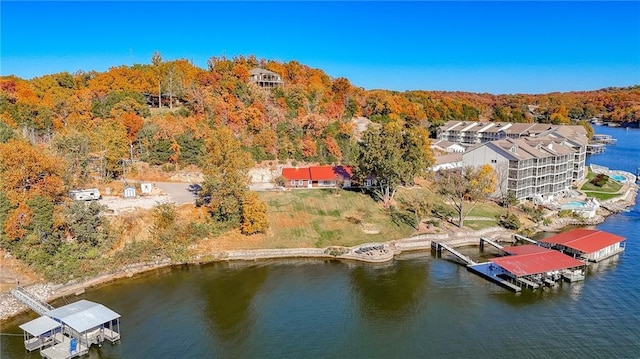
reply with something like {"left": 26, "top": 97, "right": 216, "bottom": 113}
{"left": 1, "top": 1, "right": 639, "bottom": 94}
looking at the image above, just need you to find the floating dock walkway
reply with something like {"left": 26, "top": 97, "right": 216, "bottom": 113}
{"left": 513, "top": 234, "right": 537, "bottom": 244}
{"left": 479, "top": 237, "right": 504, "bottom": 251}
{"left": 11, "top": 286, "right": 54, "bottom": 315}
{"left": 431, "top": 242, "right": 477, "bottom": 265}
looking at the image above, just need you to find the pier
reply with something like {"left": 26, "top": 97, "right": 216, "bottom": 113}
{"left": 437, "top": 230, "right": 623, "bottom": 292}
{"left": 591, "top": 134, "right": 617, "bottom": 145}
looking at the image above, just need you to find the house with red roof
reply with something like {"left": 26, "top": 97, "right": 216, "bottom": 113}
{"left": 281, "top": 165, "right": 352, "bottom": 189}
{"left": 538, "top": 228, "right": 625, "bottom": 262}
{"left": 282, "top": 167, "right": 312, "bottom": 188}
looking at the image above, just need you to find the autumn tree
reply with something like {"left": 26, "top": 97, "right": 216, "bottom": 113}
{"left": 356, "top": 123, "right": 434, "bottom": 207}
{"left": 64, "top": 201, "right": 109, "bottom": 246}
{"left": 398, "top": 189, "right": 432, "bottom": 230}
{"left": 151, "top": 51, "right": 163, "bottom": 108}
{"left": 0, "top": 120, "right": 15, "bottom": 143}
{"left": 241, "top": 192, "right": 268, "bottom": 235}
{"left": 0, "top": 140, "right": 66, "bottom": 205}
{"left": 435, "top": 165, "right": 497, "bottom": 227}
{"left": 52, "top": 130, "right": 91, "bottom": 187}
{"left": 92, "top": 121, "right": 129, "bottom": 180}
{"left": 200, "top": 127, "right": 262, "bottom": 230}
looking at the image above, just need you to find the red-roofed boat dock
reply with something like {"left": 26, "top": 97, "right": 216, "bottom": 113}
{"left": 437, "top": 228, "right": 626, "bottom": 292}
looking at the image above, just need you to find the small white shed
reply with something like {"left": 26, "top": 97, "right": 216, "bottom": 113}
{"left": 140, "top": 182, "right": 153, "bottom": 194}
{"left": 123, "top": 186, "right": 136, "bottom": 198}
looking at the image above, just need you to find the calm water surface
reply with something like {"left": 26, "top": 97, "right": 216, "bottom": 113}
{"left": 2, "top": 126, "right": 639, "bottom": 358}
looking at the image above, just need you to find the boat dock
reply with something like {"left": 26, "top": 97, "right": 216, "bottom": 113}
{"left": 591, "top": 134, "right": 617, "bottom": 145}
{"left": 435, "top": 229, "right": 625, "bottom": 292}
{"left": 13, "top": 287, "right": 121, "bottom": 358}
{"left": 467, "top": 262, "right": 522, "bottom": 292}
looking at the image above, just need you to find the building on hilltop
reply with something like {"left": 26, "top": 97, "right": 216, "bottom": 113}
{"left": 249, "top": 68, "right": 283, "bottom": 89}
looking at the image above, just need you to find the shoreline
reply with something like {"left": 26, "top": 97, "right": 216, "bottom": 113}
{"left": 0, "top": 226, "right": 514, "bottom": 323}
{"left": 2, "top": 183, "right": 637, "bottom": 324}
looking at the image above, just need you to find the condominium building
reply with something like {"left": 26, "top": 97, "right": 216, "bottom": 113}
{"left": 462, "top": 136, "right": 576, "bottom": 200}
{"left": 438, "top": 120, "right": 588, "bottom": 182}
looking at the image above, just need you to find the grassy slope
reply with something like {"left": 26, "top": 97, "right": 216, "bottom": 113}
{"left": 581, "top": 170, "right": 623, "bottom": 200}
{"left": 258, "top": 189, "right": 415, "bottom": 248}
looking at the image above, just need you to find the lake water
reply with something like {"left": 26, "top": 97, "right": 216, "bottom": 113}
{"left": 2, "top": 126, "right": 639, "bottom": 358}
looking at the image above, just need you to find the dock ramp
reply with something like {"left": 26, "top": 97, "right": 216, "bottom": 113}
{"left": 432, "top": 242, "right": 477, "bottom": 266}
{"left": 513, "top": 234, "right": 537, "bottom": 244}
{"left": 479, "top": 237, "right": 504, "bottom": 251}
{"left": 11, "top": 287, "right": 53, "bottom": 316}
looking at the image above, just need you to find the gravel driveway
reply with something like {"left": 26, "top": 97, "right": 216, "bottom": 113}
{"left": 154, "top": 182, "right": 200, "bottom": 204}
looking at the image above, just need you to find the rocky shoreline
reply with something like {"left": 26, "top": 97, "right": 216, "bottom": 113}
{"left": 2, "top": 183, "right": 637, "bottom": 323}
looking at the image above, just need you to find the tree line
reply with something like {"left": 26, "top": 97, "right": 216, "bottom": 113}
{"left": 0, "top": 53, "right": 637, "bottom": 279}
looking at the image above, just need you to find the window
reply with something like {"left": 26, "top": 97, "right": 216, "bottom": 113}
{"left": 298, "top": 180, "right": 304, "bottom": 186}
{"left": 290, "top": 180, "right": 296, "bottom": 186}
{"left": 491, "top": 159, "right": 497, "bottom": 163}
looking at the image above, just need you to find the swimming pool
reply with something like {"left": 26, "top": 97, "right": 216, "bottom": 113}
{"left": 611, "top": 174, "right": 626, "bottom": 182}
{"left": 561, "top": 201, "right": 587, "bottom": 210}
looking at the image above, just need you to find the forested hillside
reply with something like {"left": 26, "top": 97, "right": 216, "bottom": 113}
{"left": 0, "top": 54, "right": 638, "bottom": 280}
{"left": 2, "top": 55, "right": 638, "bottom": 176}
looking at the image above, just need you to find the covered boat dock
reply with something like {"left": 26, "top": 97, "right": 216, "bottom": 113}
{"left": 539, "top": 228, "right": 626, "bottom": 262}
{"left": 17, "top": 299, "right": 121, "bottom": 359}
{"left": 468, "top": 244, "right": 587, "bottom": 291}
{"left": 18, "top": 316, "right": 62, "bottom": 352}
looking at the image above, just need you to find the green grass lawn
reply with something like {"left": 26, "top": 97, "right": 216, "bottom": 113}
{"left": 467, "top": 202, "right": 507, "bottom": 219}
{"left": 464, "top": 220, "right": 500, "bottom": 231}
{"left": 581, "top": 170, "right": 623, "bottom": 193}
{"left": 258, "top": 189, "right": 415, "bottom": 248}
{"left": 581, "top": 191, "right": 622, "bottom": 201}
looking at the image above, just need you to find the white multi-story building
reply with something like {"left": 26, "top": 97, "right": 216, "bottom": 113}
{"left": 462, "top": 136, "right": 577, "bottom": 200}
{"left": 438, "top": 121, "right": 589, "bottom": 198}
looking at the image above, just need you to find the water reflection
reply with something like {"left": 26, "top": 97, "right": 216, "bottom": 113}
{"left": 350, "top": 259, "right": 428, "bottom": 318}
{"left": 199, "top": 263, "right": 269, "bottom": 341}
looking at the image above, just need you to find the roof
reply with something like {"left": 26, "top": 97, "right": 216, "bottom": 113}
{"left": 250, "top": 68, "right": 280, "bottom": 76}
{"left": 482, "top": 136, "right": 573, "bottom": 162}
{"left": 282, "top": 167, "right": 311, "bottom": 181}
{"left": 502, "top": 244, "right": 549, "bottom": 255}
{"left": 46, "top": 300, "right": 120, "bottom": 333}
{"left": 539, "top": 229, "right": 625, "bottom": 254}
{"left": 435, "top": 153, "right": 463, "bottom": 165}
{"left": 309, "top": 165, "right": 352, "bottom": 181}
{"left": 19, "top": 316, "right": 61, "bottom": 336}
{"left": 282, "top": 166, "right": 352, "bottom": 181}
{"left": 490, "top": 249, "right": 585, "bottom": 277}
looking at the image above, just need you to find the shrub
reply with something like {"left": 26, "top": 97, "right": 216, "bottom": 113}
{"left": 557, "top": 209, "right": 574, "bottom": 218}
{"left": 590, "top": 173, "right": 609, "bottom": 187}
{"left": 499, "top": 213, "right": 521, "bottom": 230}
{"left": 521, "top": 204, "right": 545, "bottom": 222}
